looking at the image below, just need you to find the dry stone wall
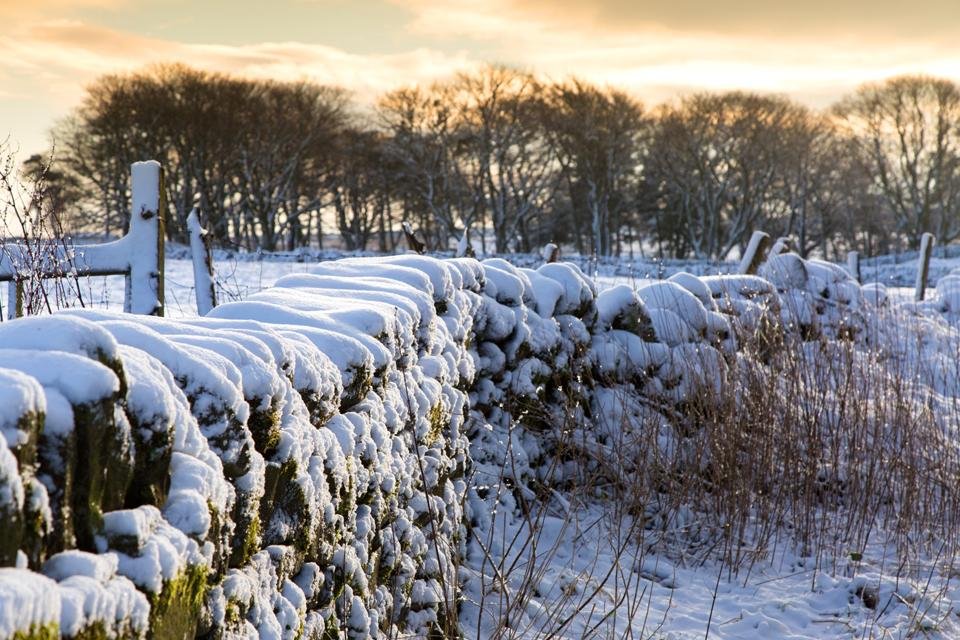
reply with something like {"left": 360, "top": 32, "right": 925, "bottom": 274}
{"left": 0, "top": 251, "right": 866, "bottom": 639}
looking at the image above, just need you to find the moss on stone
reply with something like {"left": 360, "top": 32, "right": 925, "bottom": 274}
{"left": 424, "top": 403, "right": 448, "bottom": 447}
{"left": 11, "top": 411, "right": 42, "bottom": 475}
{"left": 148, "top": 563, "right": 209, "bottom": 640}
{"left": 10, "top": 622, "right": 58, "bottom": 640}
{"left": 321, "top": 614, "right": 341, "bottom": 640}
{"left": 334, "top": 475, "right": 356, "bottom": 524}
{"left": 340, "top": 366, "right": 373, "bottom": 412}
{"left": 37, "top": 427, "right": 76, "bottom": 555}
{"left": 224, "top": 599, "right": 243, "bottom": 628}
{"left": 260, "top": 458, "right": 315, "bottom": 556}
{"left": 123, "top": 411, "right": 173, "bottom": 509}
{"left": 181, "top": 389, "right": 251, "bottom": 480}
{"left": 71, "top": 398, "right": 133, "bottom": 551}
{"left": 298, "top": 390, "right": 336, "bottom": 430}
{"left": 94, "top": 351, "right": 128, "bottom": 400}
{"left": 21, "top": 479, "right": 49, "bottom": 569}
{"left": 0, "top": 491, "right": 23, "bottom": 567}
{"left": 70, "top": 620, "right": 108, "bottom": 640}
{"left": 229, "top": 490, "right": 261, "bottom": 569}
{"left": 1, "top": 410, "right": 45, "bottom": 567}
{"left": 247, "top": 400, "right": 282, "bottom": 458}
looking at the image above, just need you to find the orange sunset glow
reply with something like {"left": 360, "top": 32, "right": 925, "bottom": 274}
{"left": 2, "top": 0, "right": 959, "bottom": 156}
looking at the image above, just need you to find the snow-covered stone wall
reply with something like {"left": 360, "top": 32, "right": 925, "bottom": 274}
{"left": 0, "top": 251, "right": 868, "bottom": 639}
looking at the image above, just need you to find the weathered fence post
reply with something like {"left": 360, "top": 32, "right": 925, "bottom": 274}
{"left": 738, "top": 231, "right": 771, "bottom": 275}
{"left": 5, "top": 280, "right": 23, "bottom": 320}
{"left": 188, "top": 208, "right": 217, "bottom": 315}
{"left": 847, "top": 251, "right": 861, "bottom": 284}
{"left": 914, "top": 232, "right": 935, "bottom": 301}
{"left": 769, "top": 237, "right": 790, "bottom": 256}
{"left": 456, "top": 226, "right": 476, "bottom": 258}
{"left": 401, "top": 221, "right": 425, "bottom": 255}
{"left": 542, "top": 243, "right": 559, "bottom": 264}
{"left": 125, "top": 161, "right": 165, "bottom": 316}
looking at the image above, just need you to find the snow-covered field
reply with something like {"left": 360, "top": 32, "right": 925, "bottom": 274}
{"left": 0, "top": 247, "right": 931, "bottom": 319}
{"left": 1, "top": 247, "right": 960, "bottom": 639}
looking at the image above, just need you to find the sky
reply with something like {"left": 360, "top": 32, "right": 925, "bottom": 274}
{"left": 2, "top": 0, "right": 960, "bottom": 157}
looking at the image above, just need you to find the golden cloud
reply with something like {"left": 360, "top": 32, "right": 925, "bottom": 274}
{"left": 0, "top": 19, "right": 477, "bottom": 100}
{"left": 397, "top": 0, "right": 960, "bottom": 43}
{"left": 390, "top": 0, "right": 960, "bottom": 107}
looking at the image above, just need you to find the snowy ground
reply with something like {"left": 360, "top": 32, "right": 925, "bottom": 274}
{"left": 0, "top": 248, "right": 932, "bottom": 319}
{"left": 0, "top": 257, "right": 316, "bottom": 319}
{"left": 461, "top": 503, "right": 960, "bottom": 639}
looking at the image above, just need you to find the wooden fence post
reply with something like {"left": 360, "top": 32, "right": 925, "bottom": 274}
{"left": 769, "top": 237, "right": 790, "bottom": 256}
{"left": 188, "top": 208, "right": 217, "bottom": 315}
{"left": 914, "top": 232, "right": 935, "bottom": 301}
{"left": 6, "top": 279, "right": 23, "bottom": 320}
{"left": 847, "top": 251, "right": 861, "bottom": 284}
{"left": 456, "top": 226, "right": 476, "bottom": 258}
{"left": 401, "top": 221, "right": 425, "bottom": 255}
{"left": 738, "top": 231, "right": 771, "bottom": 275}
{"left": 125, "top": 161, "right": 165, "bottom": 316}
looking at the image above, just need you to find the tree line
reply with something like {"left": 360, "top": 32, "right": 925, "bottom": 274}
{"left": 32, "top": 63, "right": 960, "bottom": 260}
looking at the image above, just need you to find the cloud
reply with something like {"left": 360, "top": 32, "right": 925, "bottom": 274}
{"left": 0, "top": 16, "right": 478, "bottom": 153}
{"left": 391, "top": 0, "right": 960, "bottom": 107}
{"left": 398, "top": 0, "right": 960, "bottom": 43}
{"left": 0, "top": 19, "right": 477, "bottom": 100}
{"left": 4, "top": 1, "right": 960, "bottom": 155}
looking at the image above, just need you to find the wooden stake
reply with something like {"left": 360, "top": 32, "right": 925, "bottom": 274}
{"left": 847, "top": 251, "right": 861, "bottom": 284}
{"left": 738, "top": 231, "right": 771, "bottom": 275}
{"left": 915, "top": 233, "right": 935, "bottom": 301}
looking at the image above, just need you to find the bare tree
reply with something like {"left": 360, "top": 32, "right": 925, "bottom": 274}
{"left": 452, "top": 66, "right": 561, "bottom": 253}
{"left": 378, "top": 85, "right": 473, "bottom": 250}
{"left": 329, "top": 127, "right": 394, "bottom": 251}
{"left": 545, "top": 79, "right": 647, "bottom": 257}
{"left": 236, "top": 80, "right": 348, "bottom": 251}
{"left": 646, "top": 92, "right": 810, "bottom": 260}
{"left": 833, "top": 75, "right": 960, "bottom": 246}
{"left": 54, "top": 64, "right": 349, "bottom": 251}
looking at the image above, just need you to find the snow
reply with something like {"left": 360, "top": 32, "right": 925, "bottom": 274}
{"left": 101, "top": 506, "right": 203, "bottom": 594}
{"left": 43, "top": 551, "right": 118, "bottom": 583}
{"left": 0, "top": 432, "right": 25, "bottom": 520}
{"left": 209, "top": 301, "right": 386, "bottom": 379}
{"left": 0, "top": 569, "right": 60, "bottom": 637}
{"left": 0, "top": 314, "right": 119, "bottom": 362}
{"left": 0, "top": 348, "right": 119, "bottom": 405}
{"left": 308, "top": 260, "right": 436, "bottom": 302}
{"left": 339, "top": 255, "right": 453, "bottom": 304}
{"left": 537, "top": 261, "right": 597, "bottom": 317}
{"left": 54, "top": 571, "right": 149, "bottom": 638}
{"left": 481, "top": 260, "right": 530, "bottom": 307}
{"left": 595, "top": 284, "right": 652, "bottom": 336}
{"left": 862, "top": 282, "right": 889, "bottom": 307}
{"left": 0, "top": 369, "right": 44, "bottom": 451}
{"left": 637, "top": 281, "right": 709, "bottom": 334}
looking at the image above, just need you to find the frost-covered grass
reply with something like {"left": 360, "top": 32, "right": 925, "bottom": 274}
{"left": 460, "top": 253, "right": 960, "bottom": 639}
